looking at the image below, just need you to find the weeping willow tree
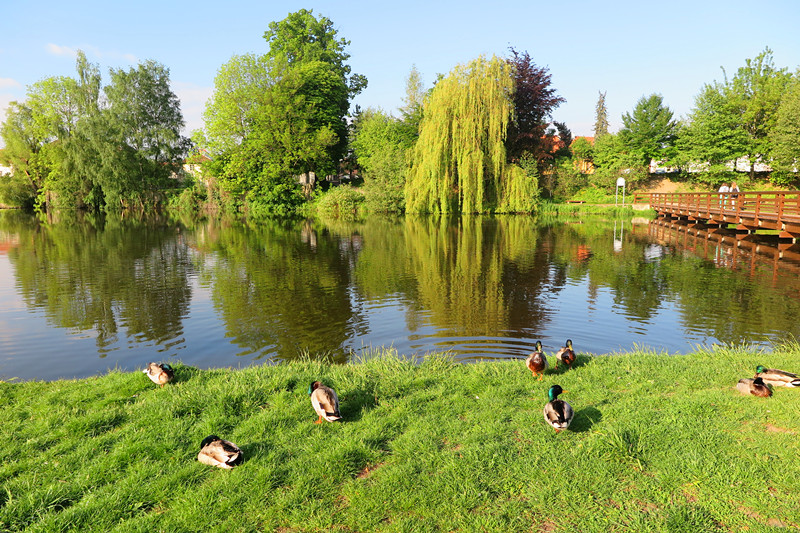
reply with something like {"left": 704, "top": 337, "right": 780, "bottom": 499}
{"left": 405, "top": 55, "right": 538, "bottom": 214}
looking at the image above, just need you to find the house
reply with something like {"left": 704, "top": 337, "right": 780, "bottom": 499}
{"left": 182, "top": 150, "right": 212, "bottom": 185}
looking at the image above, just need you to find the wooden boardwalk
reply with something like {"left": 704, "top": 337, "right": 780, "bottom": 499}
{"left": 642, "top": 191, "right": 800, "bottom": 240}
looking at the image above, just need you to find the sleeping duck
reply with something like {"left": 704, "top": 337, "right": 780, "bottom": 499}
{"left": 525, "top": 341, "right": 548, "bottom": 380}
{"left": 736, "top": 377, "right": 773, "bottom": 397}
{"left": 143, "top": 362, "right": 174, "bottom": 387}
{"left": 197, "top": 435, "right": 243, "bottom": 469}
{"left": 555, "top": 339, "right": 576, "bottom": 369}
{"left": 543, "top": 384, "right": 574, "bottom": 432}
{"left": 755, "top": 365, "right": 800, "bottom": 388}
{"left": 308, "top": 381, "right": 343, "bottom": 423}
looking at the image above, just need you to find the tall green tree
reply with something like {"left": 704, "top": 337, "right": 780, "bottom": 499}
{"left": 405, "top": 55, "right": 537, "bottom": 214}
{"left": 769, "top": 75, "right": 800, "bottom": 175}
{"left": 1, "top": 52, "right": 103, "bottom": 208}
{"left": 674, "top": 82, "right": 750, "bottom": 180}
{"left": 201, "top": 53, "right": 274, "bottom": 154}
{"left": 676, "top": 48, "right": 791, "bottom": 181}
{"left": 594, "top": 91, "right": 609, "bottom": 137}
{"left": 263, "top": 8, "right": 365, "bottom": 166}
{"left": 727, "top": 48, "right": 792, "bottom": 178}
{"left": 1, "top": 51, "right": 188, "bottom": 210}
{"left": 264, "top": 8, "right": 367, "bottom": 98}
{"left": 229, "top": 60, "right": 343, "bottom": 215}
{"left": 619, "top": 93, "right": 678, "bottom": 167}
{"left": 93, "top": 60, "right": 190, "bottom": 208}
{"left": 398, "top": 64, "right": 425, "bottom": 140}
{"left": 201, "top": 9, "right": 366, "bottom": 214}
{"left": 0, "top": 102, "right": 47, "bottom": 207}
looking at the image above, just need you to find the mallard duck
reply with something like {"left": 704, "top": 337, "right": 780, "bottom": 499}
{"left": 736, "top": 377, "right": 773, "bottom": 397}
{"left": 543, "top": 385, "right": 574, "bottom": 432}
{"left": 197, "top": 435, "right": 243, "bottom": 469}
{"left": 525, "top": 340, "right": 548, "bottom": 380}
{"left": 308, "top": 381, "right": 343, "bottom": 423}
{"left": 143, "top": 362, "right": 174, "bottom": 387}
{"left": 555, "top": 339, "right": 576, "bottom": 369}
{"left": 755, "top": 365, "right": 800, "bottom": 387}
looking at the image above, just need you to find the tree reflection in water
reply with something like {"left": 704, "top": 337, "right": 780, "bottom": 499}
{"left": 2, "top": 210, "right": 800, "bottom": 381}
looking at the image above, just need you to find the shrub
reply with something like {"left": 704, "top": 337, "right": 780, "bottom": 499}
{"left": 315, "top": 185, "right": 365, "bottom": 218}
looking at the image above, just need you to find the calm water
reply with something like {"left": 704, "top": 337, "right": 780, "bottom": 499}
{"left": 2, "top": 210, "right": 800, "bottom": 381}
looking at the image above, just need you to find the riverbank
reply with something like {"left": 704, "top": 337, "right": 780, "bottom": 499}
{"left": 2, "top": 346, "right": 799, "bottom": 531}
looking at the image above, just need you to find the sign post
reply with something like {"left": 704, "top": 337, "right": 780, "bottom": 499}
{"left": 615, "top": 177, "right": 626, "bottom": 206}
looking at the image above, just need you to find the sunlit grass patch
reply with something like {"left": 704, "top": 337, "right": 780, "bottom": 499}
{"left": 1, "top": 345, "right": 799, "bottom": 531}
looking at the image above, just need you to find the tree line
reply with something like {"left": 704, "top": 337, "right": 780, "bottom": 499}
{"left": 0, "top": 52, "right": 190, "bottom": 210}
{"left": 2, "top": 8, "right": 799, "bottom": 214}
{"left": 576, "top": 47, "right": 800, "bottom": 198}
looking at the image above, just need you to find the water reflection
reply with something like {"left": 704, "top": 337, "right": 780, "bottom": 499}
{"left": 645, "top": 217, "right": 800, "bottom": 284}
{"left": 2, "top": 210, "right": 800, "bottom": 381}
{"left": 3, "top": 211, "right": 192, "bottom": 353}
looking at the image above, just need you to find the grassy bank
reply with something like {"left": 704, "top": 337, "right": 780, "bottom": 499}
{"left": 1, "top": 346, "right": 799, "bottom": 532}
{"left": 537, "top": 201, "right": 652, "bottom": 217}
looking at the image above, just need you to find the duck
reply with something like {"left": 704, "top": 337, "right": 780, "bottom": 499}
{"left": 197, "top": 435, "right": 243, "bottom": 469}
{"left": 755, "top": 365, "right": 800, "bottom": 387}
{"left": 736, "top": 377, "right": 773, "bottom": 397}
{"left": 555, "top": 339, "right": 576, "bottom": 369}
{"left": 543, "top": 384, "right": 574, "bottom": 432}
{"left": 143, "top": 362, "right": 174, "bottom": 387}
{"left": 308, "top": 381, "right": 343, "bottom": 423}
{"left": 525, "top": 340, "right": 548, "bottom": 380}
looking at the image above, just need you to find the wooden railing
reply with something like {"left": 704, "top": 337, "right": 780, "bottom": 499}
{"left": 640, "top": 191, "right": 800, "bottom": 238}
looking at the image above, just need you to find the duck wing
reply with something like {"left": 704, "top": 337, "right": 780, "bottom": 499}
{"left": 757, "top": 368, "right": 800, "bottom": 387}
{"left": 544, "top": 399, "right": 573, "bottom": 429}
{"left": 312, "top": 386, "right": 341, "bottom": 420}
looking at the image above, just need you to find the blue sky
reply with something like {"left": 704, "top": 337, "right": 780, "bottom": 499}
{"left": 2, "top": 1, "right": 799, "bottom": 139}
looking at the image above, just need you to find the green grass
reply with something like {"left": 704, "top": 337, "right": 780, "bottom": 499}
{"left": 537, "top": 200, "right": 647, "bottom": 217}
{"left": 1, "top": 345, "right": 799, "bottom": 532}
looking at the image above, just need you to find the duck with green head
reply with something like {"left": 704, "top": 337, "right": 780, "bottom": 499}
{"left": 525, "top": 341, "right": 548, "bottom": 380}
{"left": 143, "top": 362, "right": 174, "bottom": 388}
{"left": 543, "top": 385, "right": 573, "bottom": 432}
{"left": 755, "top": 365, "right": 800, "bottom": 388}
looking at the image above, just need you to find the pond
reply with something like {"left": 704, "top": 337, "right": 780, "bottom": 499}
{"left": 2, "top": 209, "right": 800, "bottom": 381}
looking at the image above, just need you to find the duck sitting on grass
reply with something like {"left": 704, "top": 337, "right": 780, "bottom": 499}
{"left": 143, "top": 362, "right": 174, "bottom": 388}
{"left": 736, "top": 377, "right": 773, "bottom": 397}
{"left": 755, "top": 365, "right": 800, "bottom": 388}
{"left": 197, "top": 435, "right": 243, "bottom": 469}
{"left": 555, "top": 339, "right": 576, "bottom": 369}
{"left": 543, "top": 385, "right": 573, "bottom": 432}
{"left": 308, "top": 381, "right": 343, "bottom": 423}
{"left": 526, "top": 341, "right": 548, "bottom": 380}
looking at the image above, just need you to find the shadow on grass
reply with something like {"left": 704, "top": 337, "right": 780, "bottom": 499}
{"left": 239, "top": 440, "right": 272, "bottom": 462}
{"left": 340, "top": 387, "right": 379, "bottom": 422}
{"left": 548, "top": 354, "right": 592, "bottom": 375}
{"left": 570, "top": 406, "right": 603, "bottom": 432}
{"left": 172, "top": 364, "right": 203, "bottom": 385}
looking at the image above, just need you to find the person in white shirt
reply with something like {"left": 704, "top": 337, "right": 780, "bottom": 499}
{"left": 718, "top": 183, "right": 729, "bottom": 206}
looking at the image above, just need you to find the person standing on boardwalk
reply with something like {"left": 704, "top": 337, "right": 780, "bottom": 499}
{"left": 718, "top": 183, "right": 730, "bottom": 207}
{"left": 730, "top": 182, "right": 739, "bottom": 202}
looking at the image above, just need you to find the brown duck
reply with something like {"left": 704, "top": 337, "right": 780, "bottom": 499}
{"left": 736, "top": 377, "right": 772, "bottom": 397}
{"left": 525, "top": 340, "right": 548, "bottom": 380}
